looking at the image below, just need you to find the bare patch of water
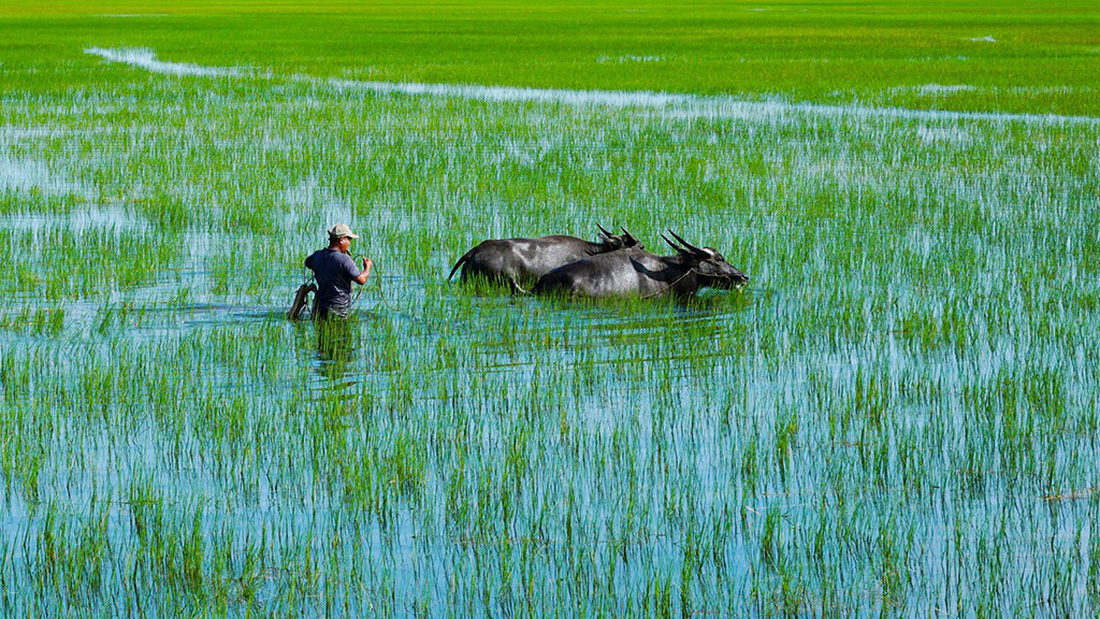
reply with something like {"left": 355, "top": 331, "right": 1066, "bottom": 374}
{"left": 0, "top": 157, "right": 90, "bottom": 197}
{"left": 0, "top": 205, "right": 147, "bottom": 234}
{"left": 596, "top": 55, "right": 666, "bottom": 64}
{"left": 85, "top": 47, "right": 243, "bottom": 78}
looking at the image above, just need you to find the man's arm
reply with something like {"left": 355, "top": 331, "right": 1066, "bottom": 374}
{"left": 339, "top": 253, "right": 372, "bottom": 285}
{"left": 354, "top": 258, "right": 373, "bottom": 285}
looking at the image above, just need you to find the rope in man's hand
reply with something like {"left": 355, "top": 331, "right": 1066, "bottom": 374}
{"left": 350, "top": 256, "right": 407, "bottom": 314}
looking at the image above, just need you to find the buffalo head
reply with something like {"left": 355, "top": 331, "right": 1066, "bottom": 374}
{"left": 595, "top": 224, "right": 645, "bottom": 252}
{"left": 662, "top": 230, "right": 749, "bottom": 289}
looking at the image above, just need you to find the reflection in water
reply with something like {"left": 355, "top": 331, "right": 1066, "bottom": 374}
{"left": 315, "top": 315, "right": 360, "bottom": 380}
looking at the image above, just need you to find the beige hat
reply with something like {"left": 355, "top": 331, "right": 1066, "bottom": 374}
{"left": 327, "top": 223, "right": 359, "bottom": 239}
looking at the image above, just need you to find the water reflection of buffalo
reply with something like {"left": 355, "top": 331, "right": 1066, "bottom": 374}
{"left": 448, "top": 225, "right": 643, "bottom": 285}
{"left": 529, "top": 231, "right": 748, "bottom": 299}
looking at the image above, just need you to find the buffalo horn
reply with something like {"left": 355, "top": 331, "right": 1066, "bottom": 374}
{"left": 620, "top": 226, "right": 638, "bottom": 243}
{"left": 596, "top": 223, "right": 616, "bottom": 239}
{"left": 668, "top": 230, "right": 707, "bottom": 256}
{"left": 661, "top": 233, "right": 687, "bottom": 254}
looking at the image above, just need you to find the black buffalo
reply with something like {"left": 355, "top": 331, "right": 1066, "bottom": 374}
{"left": 448, "top": 225, "right": 643, "bottom": 285}
{"left": 529, "top": 231, "right": 748, "bottom": 299}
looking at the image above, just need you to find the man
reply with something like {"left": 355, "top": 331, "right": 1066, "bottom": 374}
{"left": 304, "top": 223, "right": 373, "bottom": 319}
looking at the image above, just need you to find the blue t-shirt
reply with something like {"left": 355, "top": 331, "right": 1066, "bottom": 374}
{"left": 305, "top": 249, "right": 362, "bottom": 317}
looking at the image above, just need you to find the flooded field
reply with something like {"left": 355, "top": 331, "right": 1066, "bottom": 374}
{"left": 2, "top": 3, "right": 1100, "bottom": 616}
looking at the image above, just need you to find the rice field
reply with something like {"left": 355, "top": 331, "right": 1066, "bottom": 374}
{"left": 2, "top": 2, "right": 1099, "bottom": 616}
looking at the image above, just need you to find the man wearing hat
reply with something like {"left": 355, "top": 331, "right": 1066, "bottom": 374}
{"left": 304, "top": 223, "right": 373, "bottom": 319}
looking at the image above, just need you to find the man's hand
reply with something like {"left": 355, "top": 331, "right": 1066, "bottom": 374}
{"left": 362, "top": 257, "right": 373, "bottom": 271}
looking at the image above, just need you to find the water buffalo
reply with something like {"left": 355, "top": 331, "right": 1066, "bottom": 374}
{"left": 528, "top": 230, "right": 748, "bottom": 299}
{"left": 448, "top": 225, "right": 643, "bottom": 285}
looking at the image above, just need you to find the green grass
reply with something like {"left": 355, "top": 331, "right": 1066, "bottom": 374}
{"left": 4, "top": 1, "right": 1100, "bottom": 114}
{"left": 1, "top": 0, "right": 1099, "bottom": 616}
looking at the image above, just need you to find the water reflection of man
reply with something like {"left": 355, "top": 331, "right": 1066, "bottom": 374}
{"left": 305, "top": 223, "right": 373, "bottom": 320}
{"left": 316, "top": 314, "right": 359, "bottom": 376}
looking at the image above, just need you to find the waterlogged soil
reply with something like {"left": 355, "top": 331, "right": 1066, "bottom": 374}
{"left": 1, "top": 15, "right": 1099, "bottom": 616}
